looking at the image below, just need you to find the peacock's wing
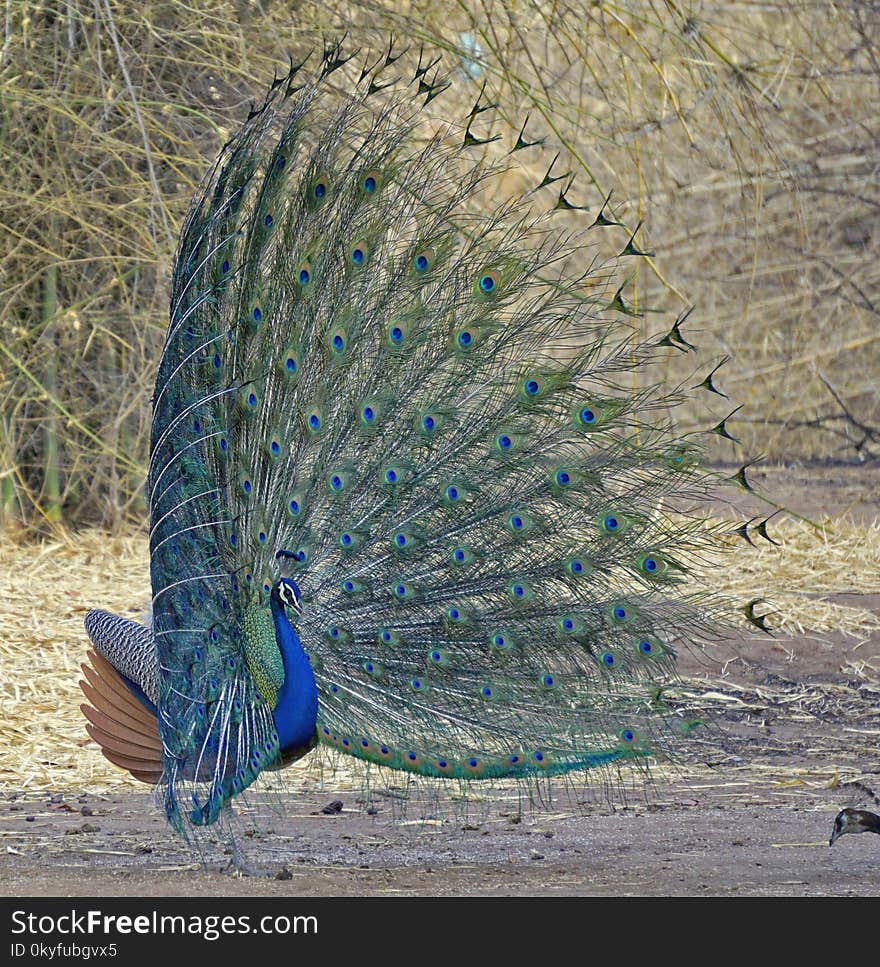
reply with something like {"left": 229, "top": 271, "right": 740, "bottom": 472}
{"left": 79, "top": 647, "right": 163, "bottom": 784}
{"left": 84, "top": 609, "right": 159, "bottom": 705}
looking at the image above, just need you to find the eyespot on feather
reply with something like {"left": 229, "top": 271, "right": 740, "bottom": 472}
{"left": 474, "top": 267, "right": 501, "bottom": 297}
{"left": 359, "top": 168, "right": 383, "bottom": 197}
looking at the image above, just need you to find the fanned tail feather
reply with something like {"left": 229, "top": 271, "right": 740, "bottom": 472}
{"left": 81, "top": 45, "right": 747, "bottom": 838}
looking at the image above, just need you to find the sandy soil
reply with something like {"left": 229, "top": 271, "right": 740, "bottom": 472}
{"left": 1, "top": 464, "right": 878, "bottom": 896}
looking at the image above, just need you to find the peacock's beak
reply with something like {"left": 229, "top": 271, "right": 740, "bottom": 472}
{"left": 829, "top": 812, "right": 844, "bottom": 846}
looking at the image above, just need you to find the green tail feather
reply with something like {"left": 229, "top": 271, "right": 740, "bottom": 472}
{"left": 137, "top": 45, "right": 749, "bottom": 835}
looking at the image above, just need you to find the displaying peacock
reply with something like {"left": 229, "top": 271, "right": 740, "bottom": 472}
{"left": 79, "top": 43, "right": 758, "bottom": 841}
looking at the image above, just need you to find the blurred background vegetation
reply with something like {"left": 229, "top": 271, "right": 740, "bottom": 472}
{"left": 1, "top": 0, "right": 877, "bottom": 531}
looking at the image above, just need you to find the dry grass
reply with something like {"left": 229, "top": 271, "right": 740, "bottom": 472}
{"left": 1, "top": 513, "right": 877, "bottom": 793}
{"left": 722, "top": 517, "right": 880, "bottom": 638}
{"left": 1, "top": 2, "right": 877, "bottom": 529}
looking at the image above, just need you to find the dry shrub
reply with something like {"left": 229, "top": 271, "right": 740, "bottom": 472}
{"left": 1, "top": 1, "right": 876, "bottom": 529}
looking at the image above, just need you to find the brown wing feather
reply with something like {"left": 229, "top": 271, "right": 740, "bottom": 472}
{"left": 80, "top": 703, "right": 162, "bottom": 753}
{"left": 81, "top": 650, "right": 157, "bottom": 728}
{"left": 90, "top": 741, "right": 163, "bottom": 784}
{"left": 79, "top": 678, "right": 157, "bottom": 736}
{"left": 79, "top": 649, "right": 163, "bottom": 785}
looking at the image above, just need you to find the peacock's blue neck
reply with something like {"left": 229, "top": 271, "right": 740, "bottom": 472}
{"left": 268, "top": 596, "right": 318, "bottom": 753}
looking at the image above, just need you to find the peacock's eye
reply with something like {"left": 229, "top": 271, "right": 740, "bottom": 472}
{"left": 413, "top": 248, "right": 434, "bottom": 273}
{"left": 476, "top": 268, "right": 501, "bottom": 296}
{"left": 360, "top": 169, "right": 382, "bottom": 196}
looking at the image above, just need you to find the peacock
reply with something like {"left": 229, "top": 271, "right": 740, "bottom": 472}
{"left": 79, "top": 42, "right": 759, "bottom": 841}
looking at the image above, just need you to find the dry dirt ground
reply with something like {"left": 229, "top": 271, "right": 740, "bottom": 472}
{"left": 1, "top": 465, "right": 878, "bottom": 896}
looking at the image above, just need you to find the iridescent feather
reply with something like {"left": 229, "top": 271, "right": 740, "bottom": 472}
{"left": 80, "top": 46, "right": 751, "bottom": 839}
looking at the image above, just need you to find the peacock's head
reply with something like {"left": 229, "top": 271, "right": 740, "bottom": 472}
{"left": 272, "top": 577, "right": 304, "bottom": 616}
{"left": 829, "top": 807, "right": 880, "bottom": 846}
